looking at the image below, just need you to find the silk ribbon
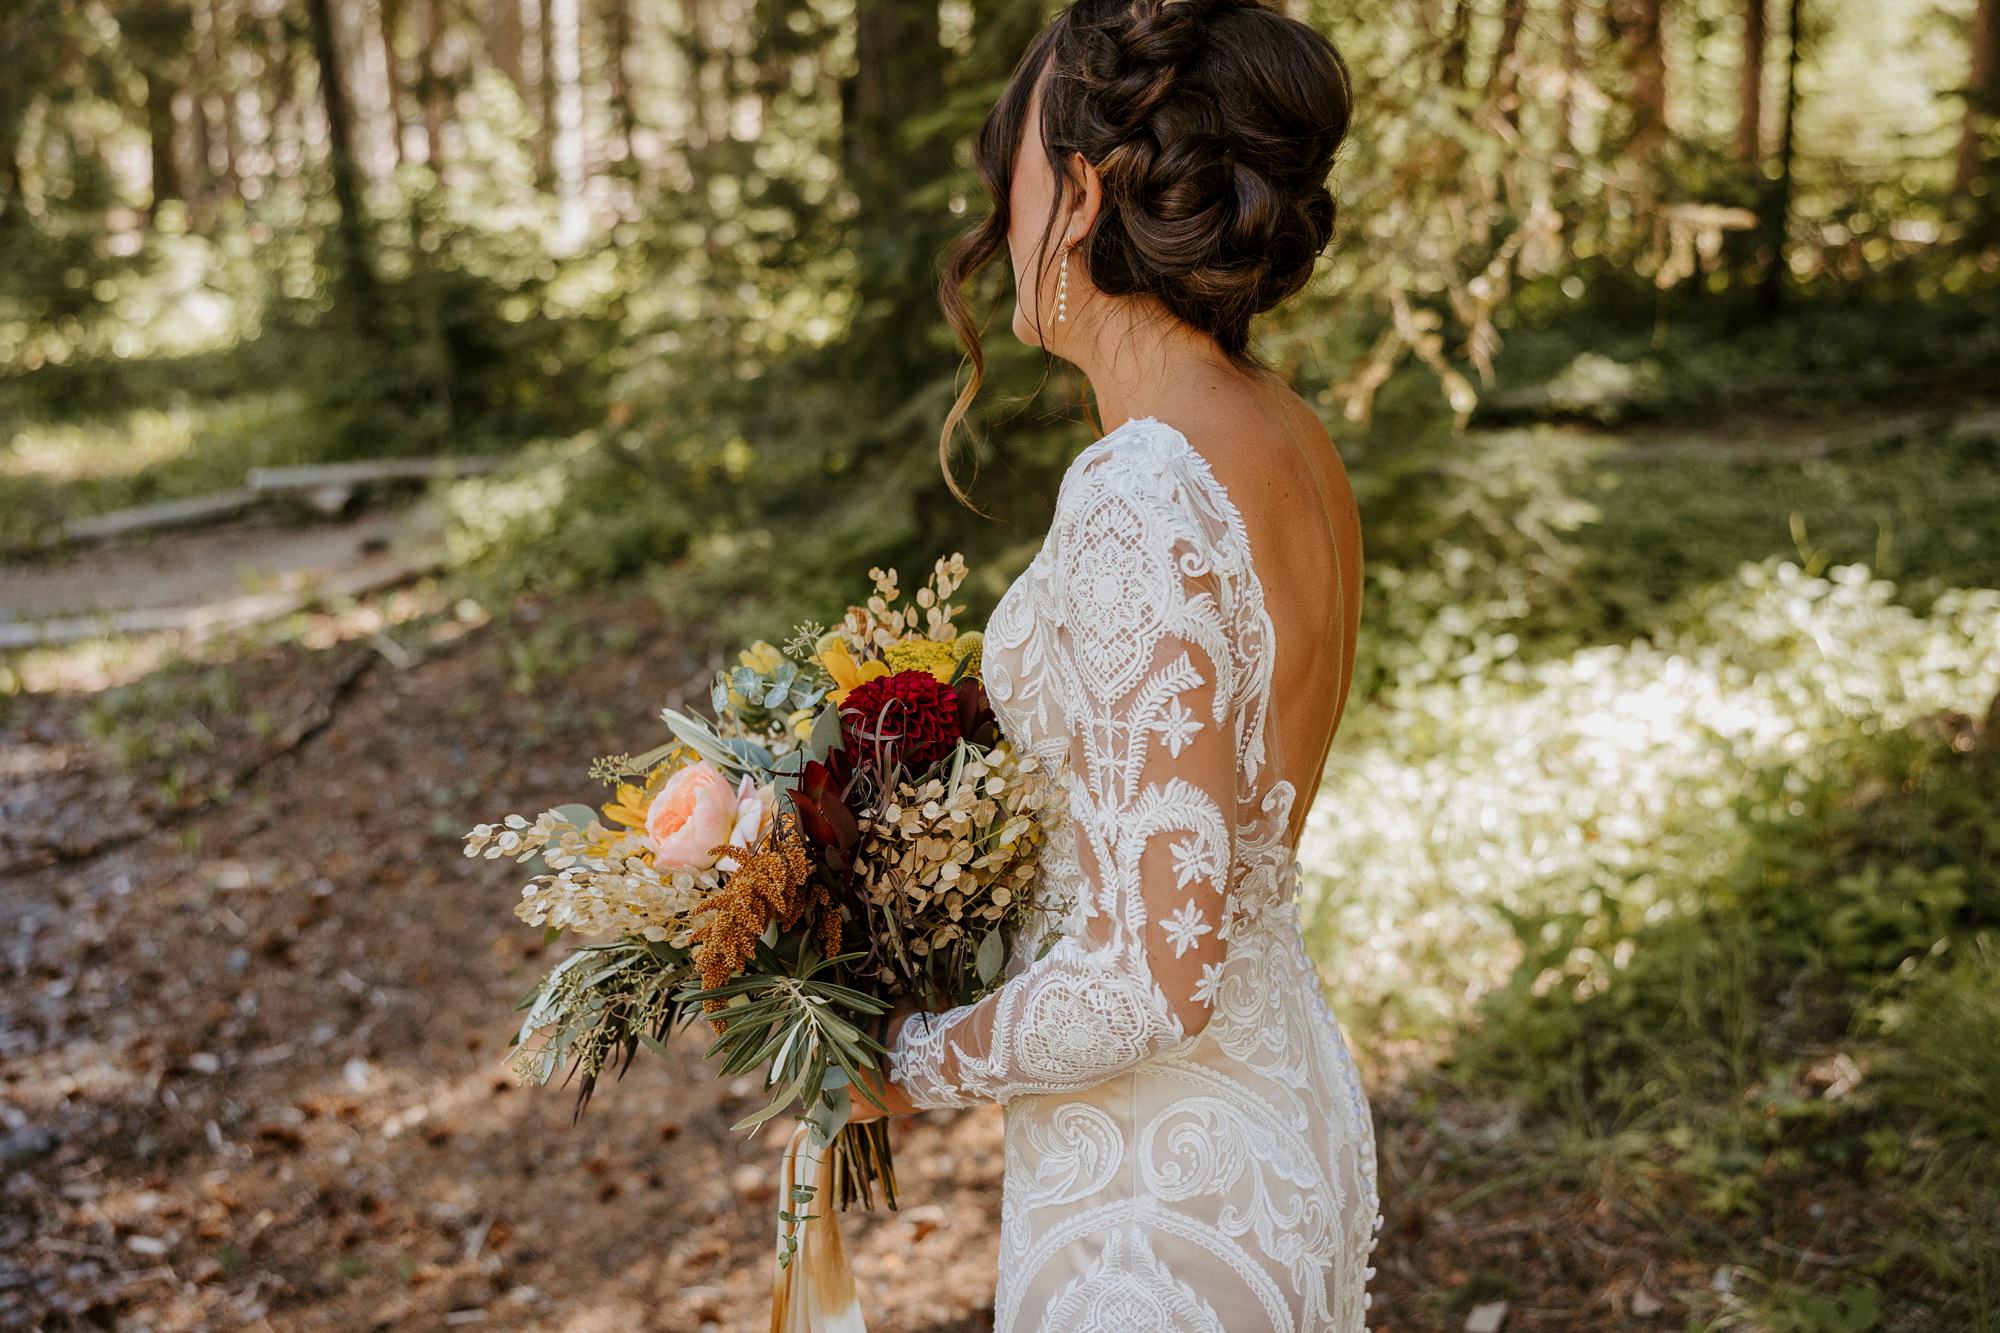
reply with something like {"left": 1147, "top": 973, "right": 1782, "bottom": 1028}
{"left": 770, "top": 1119, "right": 867, "bottom": 1333}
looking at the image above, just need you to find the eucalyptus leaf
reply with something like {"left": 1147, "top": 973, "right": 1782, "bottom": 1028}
{"left": 803, "top": 1084, "right": 851, "bottom": 1145}
{"left": 660, "top": 707, "right": 759, "bottom": 778}
{"left": 552, "top": 802, "right": 601, "bottom": 831}
{"left": 975, "top": 926, "right": 1005, "bottom": 985}
{"left": 808, "top": 704, "right": 843, "bottom": 761}
{"left": 731, "top": 1094, "right": 800, "bottom": 1134}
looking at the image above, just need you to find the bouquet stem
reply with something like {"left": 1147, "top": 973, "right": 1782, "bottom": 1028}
{"left": 830, "top": 1119, "right": 898, "bottom": 1212}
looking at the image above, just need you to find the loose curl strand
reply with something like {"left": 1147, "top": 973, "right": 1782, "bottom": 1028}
{"left": 936, "top": 0, "right": 1353, "bottom": 508}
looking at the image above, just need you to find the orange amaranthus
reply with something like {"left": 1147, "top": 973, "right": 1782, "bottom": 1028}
{"left": 686, "top": 811, "right": 842, "bottom": 1031}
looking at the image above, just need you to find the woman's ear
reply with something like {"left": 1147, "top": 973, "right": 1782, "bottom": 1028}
{"left": 1064, "top": 150, "right": 1103, "bottom": 248}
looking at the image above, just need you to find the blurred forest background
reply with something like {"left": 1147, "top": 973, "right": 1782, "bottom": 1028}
{"left": 2, "top": 0, "right": 1997, "bottom": 1328}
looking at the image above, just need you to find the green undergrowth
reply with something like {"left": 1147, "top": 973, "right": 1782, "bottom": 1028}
{"left": 1293, "top": 329, "right": 2000, "bottom": 1325}
{"left": 1451, "top": 714, "right": 1999, "bottom": 1327}
{"left": 1299, "top": 402, "right": 2000, "bottom": 1326}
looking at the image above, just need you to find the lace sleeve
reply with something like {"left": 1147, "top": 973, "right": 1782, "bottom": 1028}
{"left": 885, "top": 448, "right": 1239, "bottom": 1108}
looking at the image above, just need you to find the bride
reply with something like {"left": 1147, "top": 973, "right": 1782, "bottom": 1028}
{"left": 848, "top": 0, "right": 1377, "bottom": 1328}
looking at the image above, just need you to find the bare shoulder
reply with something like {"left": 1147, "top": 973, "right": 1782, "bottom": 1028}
{"left": 1170, "top": 389, "right": 1356, "bottom": 542}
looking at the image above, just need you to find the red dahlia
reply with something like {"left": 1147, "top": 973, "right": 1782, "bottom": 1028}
{"left": 839, "top": 669, "right": 963, "bottom": 772}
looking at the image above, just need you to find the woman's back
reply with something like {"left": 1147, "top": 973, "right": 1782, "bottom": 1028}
{"left": 889, "top": 414, "right": 1380, "bottom": 1331}
{"left": 1148, "top": 386, "right": 1364, "bottom": 847}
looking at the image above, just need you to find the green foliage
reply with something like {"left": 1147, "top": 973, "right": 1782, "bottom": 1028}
{"left": 1487, "top": 292, "right": 2000, "bottom": 423}
{"left": 508, "top": 935, "right": 697, "bottom": 1112}
{"left": 1455, "top": 717, "right": 1998, "bottom": 1108}
{"left": 1386, "top": 599, "right": 2000, "bottom": 1318}
{"left": 1302, "top": 554, "right": 2000, "bottom": 1048}
{"left": 681, "top": 938, "right": 889, "bottom": 1134}
{"left": 1579, "top": 416, "right": 2000, "bottom": 626}
{"left": 1873, "top": 940, "right": 2000, "bottom": 1152}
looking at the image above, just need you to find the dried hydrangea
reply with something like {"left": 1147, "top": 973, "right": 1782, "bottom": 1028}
{"left": 852, "top": 742, "right": 1055, "bottom": 974}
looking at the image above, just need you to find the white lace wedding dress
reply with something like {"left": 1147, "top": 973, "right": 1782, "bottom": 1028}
{"left": 887, "top": 416, "right": 1380, "bottom": 1332}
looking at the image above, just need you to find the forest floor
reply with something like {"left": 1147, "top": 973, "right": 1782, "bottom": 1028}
{"left": 6, "top": 392, "right": 1996, "bottom": 1332}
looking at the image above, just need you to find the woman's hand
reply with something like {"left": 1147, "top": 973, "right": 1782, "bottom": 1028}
{"left": 846, "top": 997, "right": 926, "bottom": 1123}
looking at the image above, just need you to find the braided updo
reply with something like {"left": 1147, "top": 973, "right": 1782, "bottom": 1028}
{"left": 937, "top": 0, "right": 1353, "bottom": 503}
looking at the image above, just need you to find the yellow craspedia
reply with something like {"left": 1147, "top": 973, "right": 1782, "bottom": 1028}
{"left": 884, "top": 637, "right": 961, "bottom": 681}
{"left": 954, "top": 630, "right": 983, "bottom": 678}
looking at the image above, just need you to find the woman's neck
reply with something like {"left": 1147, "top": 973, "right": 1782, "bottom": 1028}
{"left": 1080, "top": 300, "right": 1280, "bottom": 430}
{"left": 1064, "top": 299, "right": 1259, "bottom": 433}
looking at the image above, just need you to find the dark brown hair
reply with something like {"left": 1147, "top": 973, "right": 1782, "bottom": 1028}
{"left": 935, "top": 0, "right": 1353, "bottom": 505}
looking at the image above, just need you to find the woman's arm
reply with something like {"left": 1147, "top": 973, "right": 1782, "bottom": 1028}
{"left": 879, "top": 449, "right": 1241, "bottom": 1110}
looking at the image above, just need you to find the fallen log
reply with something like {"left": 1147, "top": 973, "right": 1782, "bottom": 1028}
{"left": 248, "top": 456, "right": 505, "bottom": 514}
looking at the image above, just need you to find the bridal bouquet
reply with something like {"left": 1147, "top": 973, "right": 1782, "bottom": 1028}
{"left": 464, "top": 554, "right": 1061, "bottom": 1310}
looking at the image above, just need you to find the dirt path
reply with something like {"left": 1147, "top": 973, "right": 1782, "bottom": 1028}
{"left": 0, "top": 595, "right": 1014, "bottom": 1331}
{"left": 1, "top": 510, "right": 439, "bottom": 623}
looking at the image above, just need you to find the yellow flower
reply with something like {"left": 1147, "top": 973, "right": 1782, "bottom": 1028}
{"left": 738, "top": 639, "right": 785, "bottom": 674}
{"left": 816, "top": 637, "right": 890, "bottom": 704}
{"left": 884, "top": 637, "right": 960, "bottom": 681}
{"left": 787, "top": 706, "right": 816, "bottom": 740}
{"left": 602, "top": 768, "right": 670, "bottom": 831}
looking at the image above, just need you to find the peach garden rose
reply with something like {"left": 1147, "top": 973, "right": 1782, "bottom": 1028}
{"left": 644, "top": 759, "right": 780, "bottom": 871}
{"left": 645, "top": 760, "right": 743, "bottom": 869}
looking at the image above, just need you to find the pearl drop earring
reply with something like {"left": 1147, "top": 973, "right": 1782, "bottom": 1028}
{"left": 1056, "top": 246, "right": 1070, "bottom": 323}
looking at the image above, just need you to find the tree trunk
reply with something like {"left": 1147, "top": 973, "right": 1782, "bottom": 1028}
{"left": 841, "top": 0, "right": 949, "bottom": 370}
{"left": 1490, "top": 0, "right": 1528, "bottom": 132}
{"left": 419, "top": 0, "right": 449, "bottom": 173}
{"left": 185, "top": 43, "right": 217, "bottom": 229}
{"left": 1959, "top": 0, "right": 1998, "bottom": 190}
{"left": 1759, "top": 0, "right": 1802, "bottom": 315}
{"left": 603, "top": 0, "right": 640, "bottom": 174}
{"left": 1625, "top": 0, "right": 1669, "bottom": 161}
{"left": 548, "top": 0, "right": 586, "bottom": 237}
{"left": 264, "top": 3, "right": 301, "bottom": 189}
{"left": 488, "top": 0, "right": 524, "bottom": 89}
{"left": 378, "top": 0, "right": 410, "bottom": 169}
{"left": 535, "top": 0, "right": 556, "bottom": 188}
{"left": 196, "top": 0, "right": 242, "bottom": 197}
{"left": 1558, "top": 0, "right": 1581, "bottom": 157}
{"left": 144, "top": 68, "right": 182, "bottom": 218}
{"left": 306, "top": 0, "right": 380, "bottom": 320}
{"left": 969, "top": 0, "right": 1044, "bottom": 83}
{"left": 1441, "top": 0, "right": 1471, "bottom": 89}
{"left": 1739, "top": 0, "right": 1766, "bottom": 165}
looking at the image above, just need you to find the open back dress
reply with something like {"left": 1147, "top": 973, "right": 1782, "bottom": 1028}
{"left": 887, "top": 415, "right": 1380, "bottom": 1332}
